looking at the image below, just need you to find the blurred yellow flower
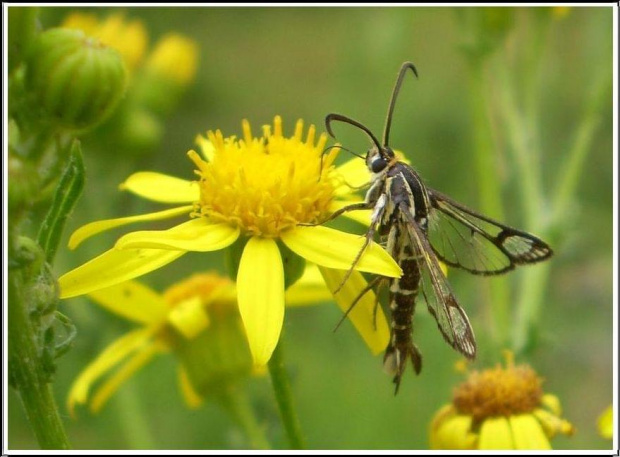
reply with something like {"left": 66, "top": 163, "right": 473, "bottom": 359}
{"left": 145, "top": 33, "right": 199, "bottom": 85}
{"left": 59, "top": 116, "right": 401, "bottom": 366}
{"left": 598, "top": 405, "right": 613, "bottom": 440}
{"left": 62, "top": 12, "right": 148, "bottom": 70}
{"left": 68, "top": 265, "right": 333, "bottom": 415}
{"left": 430, "top": 353, "right": 574, "bottom": 450}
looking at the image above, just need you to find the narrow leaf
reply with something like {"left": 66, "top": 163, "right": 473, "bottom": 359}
{"left": 37, "top": 140, "right": 85, "bottom": 264}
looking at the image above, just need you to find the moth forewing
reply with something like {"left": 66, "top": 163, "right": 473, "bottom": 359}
{"left": 427, "top": 189, "right": 553, "bottom": 275}
{"left": 403, "top": 208, "right": 477, "bottom": 358}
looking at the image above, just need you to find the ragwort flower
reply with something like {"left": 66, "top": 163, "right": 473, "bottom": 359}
{"left": 59, "top": 116, "right": 401, "bottom": 366}
{"left": 430, "top": 353, "right": 574, "bottom": 450}
{"left": 68, "top": 266, "right": 332, "bottom": 414}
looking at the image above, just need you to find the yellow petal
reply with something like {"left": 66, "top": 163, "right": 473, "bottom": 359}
{"left": 281, "top": 226, "right": 402, "bottom": 278}
{"left": 59, "top": 248, "right": 186, "bottom": 299}
{"left": 68, "top": 205, "right": 193, "bottom": 250}
{"left": 115, "top": 219, "right": 240, "bottom": 252}
{"left": 90, "top": 341, "right": 162, "bottom": 413}
{"left": 334, "top": 157, "right": 370, "bottom": 192}
{"left": 87, "top": 280, "right": 168, "bottom": 325}
{"left": 540, "top": 393, "right": 562, "bottom": 416}
{"left": 598, "top": 405, "right": 613, "bottom": 439}
{"left": 478, "top": 417, "right": 515, "bottom": 449}
{"left": 509, "top": 414, "right": 551, "bottom": 450}
{"left": 430, "top": 410, "right": 476, "bottom": 450}
{"left": 329, "top": 200, "right": 372, "bottom": 226}
{"left": 284, "top": 264, "right": 333, "bottom": 306}
{"left": 178, "top": 366, "right": 204, "bottom": 409}
{"left": 237, "top": 237, "right": 285, "bottom": 366}
{"left": 319, "top": 266, "right": 389, "bottom": 355}
{"left": 533, "top": 408, "right": 575, "bottom": 438}
{"left": 167, "top": 295, "right": 210, "bottom": 339}
{"left": 195, "top": 134, "right": 215, "bottom": 162}
{"left": 67, "top": 328, "right": 153, "bottom": 416}
{"left": 119, "top": 172, "right": 200, "bottom": 203}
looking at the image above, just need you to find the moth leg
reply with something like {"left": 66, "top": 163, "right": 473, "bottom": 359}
{"left": 298, "top": 201, "right": 372, "bottom": 227}
{"left": 333, "top": 275, "right": 383, "bottom": 332}
{"left": 372, "top": 277, "right": 388, "bottom": 330}
{"left": 332, "top": 195, "right": 387, "bottom": 294}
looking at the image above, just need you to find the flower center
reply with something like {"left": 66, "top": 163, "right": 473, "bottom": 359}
{"left": 188, "top": 116, "right": 339, "bottom": 237}
{"left": 452, "top": 357, "right": 543, "bottom": 422}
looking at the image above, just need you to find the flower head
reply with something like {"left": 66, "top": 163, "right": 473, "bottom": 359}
{"left": 68, "top": 266, "right": 333, "bottom": 414}
{"left": 430, "top": 352, "right": 574, "bottom": 450}
{"left": 144, "top": 33, "right": 199, "bottom": 85}
{"left": 59, "top": 117, "right": 401, "bottom": 366}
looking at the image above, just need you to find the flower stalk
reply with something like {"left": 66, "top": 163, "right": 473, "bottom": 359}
{"left": 218, "top": 385, "right": 270, "bottom": 450}
{"left": 8, "top": 255, "right": 71, "bottom": 450}
{"left": 465, "top": 55, "right": 510, "bottom": 349}
{"left": 267, "top": 340, "right": 306, "bottom": 449}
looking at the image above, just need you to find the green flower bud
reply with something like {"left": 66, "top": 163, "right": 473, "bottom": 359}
{"left": 25, "top": 28, "right": 128, "bottom": 132}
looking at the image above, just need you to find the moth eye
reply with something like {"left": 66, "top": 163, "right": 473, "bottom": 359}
{"left": 371, "top": 156, "right": 387, "bottom": 173}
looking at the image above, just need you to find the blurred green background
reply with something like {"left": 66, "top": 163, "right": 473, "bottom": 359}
{"left": 9, "top": 6, "right": 613, "bottom": 450}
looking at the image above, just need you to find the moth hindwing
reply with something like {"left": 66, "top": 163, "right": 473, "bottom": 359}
{"left": 323, "top": 61, "right": 553, "bottom": 393}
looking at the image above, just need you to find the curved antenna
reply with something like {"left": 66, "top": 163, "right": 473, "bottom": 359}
{"left": 325, "top": 113, "right": 383, "bottom": 152}
{"left": 318, "top": 144, "right": 365, "bottom": 180}
{"left": 322, "top": 144, "right": 364, "bottom": 160}
{"left": 382, "top": 61, "right": 418, "bottom": 147}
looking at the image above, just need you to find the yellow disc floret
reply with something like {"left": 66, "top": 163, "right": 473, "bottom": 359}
{"left": 188, "top": 116, "right": 338, "bottom": 237}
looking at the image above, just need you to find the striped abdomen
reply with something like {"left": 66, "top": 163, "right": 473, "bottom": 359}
{"left": 381, "top": 166, "right": 430, "bottom": 393}
{"left": 382, "top": 219, "right": 424, "bottom": 393}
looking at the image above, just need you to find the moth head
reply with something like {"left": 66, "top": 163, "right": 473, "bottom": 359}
{"left": 366, "top": 146, "right": 394, "bottom": 173}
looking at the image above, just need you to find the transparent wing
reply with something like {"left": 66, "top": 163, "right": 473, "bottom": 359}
{"left": 400, "top": 208, "right": 477, "bottom": 359}
{"left": 427, "top": 189, "right": 553, "bottom": 276}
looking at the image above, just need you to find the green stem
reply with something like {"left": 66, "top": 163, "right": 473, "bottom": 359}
{"left": 267, "top": 340, "right": 306, "bottom": 449}
{"left": 512, "top": 69, "right": 611, "bottom": 355}
{"left": 8, "top": 269, "right": 71, "bottom": 449}
{"left": 496, "top": 61, "right": 543, "bottom": 229}
{"left": 466, "top": 56, "right": 510, "bottom": 348}
{"left": 219, "top": 385, "right": 270, "bottom": 450}
{"left": 552, "top": 71, "right": 610, "bottom": 222}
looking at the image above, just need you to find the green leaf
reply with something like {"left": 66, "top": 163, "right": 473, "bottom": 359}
{"left": 37, "top": 140, "right": 85, "bottom": 264}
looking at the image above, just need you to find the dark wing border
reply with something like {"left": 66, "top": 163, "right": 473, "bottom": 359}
{"left": 427, "top": 189, "right": 553, "bottom": 276}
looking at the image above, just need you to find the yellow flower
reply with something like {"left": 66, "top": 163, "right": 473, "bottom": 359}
{"left": 598, "top": 405, "right": 613, "bottom": 440}
{"left": 68, "top": 265, "right": 334, "bottom": 415}
{"left": 62, "top": 12, "right": 148, "bottom": 71}
{"left": 144, "top": 33, "right": 199, "bottom": 85}
{"left": 430, "top": 353, "right": 574, "bottom": 450}
{"left": 59, "top": 116, "right": 401, "bottom": 366}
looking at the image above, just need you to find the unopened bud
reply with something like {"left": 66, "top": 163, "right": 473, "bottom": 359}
{"left": 25, "top": 28, "right": 128, "bottom": 131}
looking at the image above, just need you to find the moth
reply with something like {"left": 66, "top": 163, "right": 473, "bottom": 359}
{"left": 325, "top": 62, "right": 553, "bottom": 393}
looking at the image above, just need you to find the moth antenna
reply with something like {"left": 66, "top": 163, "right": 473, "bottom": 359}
{"left": 382, "top": 61, "right": 418, "bottom": 147}
{"left": 325, "top": 113, "right": 383, "bottom": 152}
{"left": 322, "top": 145, "right": 364, "bottom": 160}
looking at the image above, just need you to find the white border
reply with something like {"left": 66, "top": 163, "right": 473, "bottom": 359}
{"left": 3, "top": 3, "right": 618, "bottom": 455}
